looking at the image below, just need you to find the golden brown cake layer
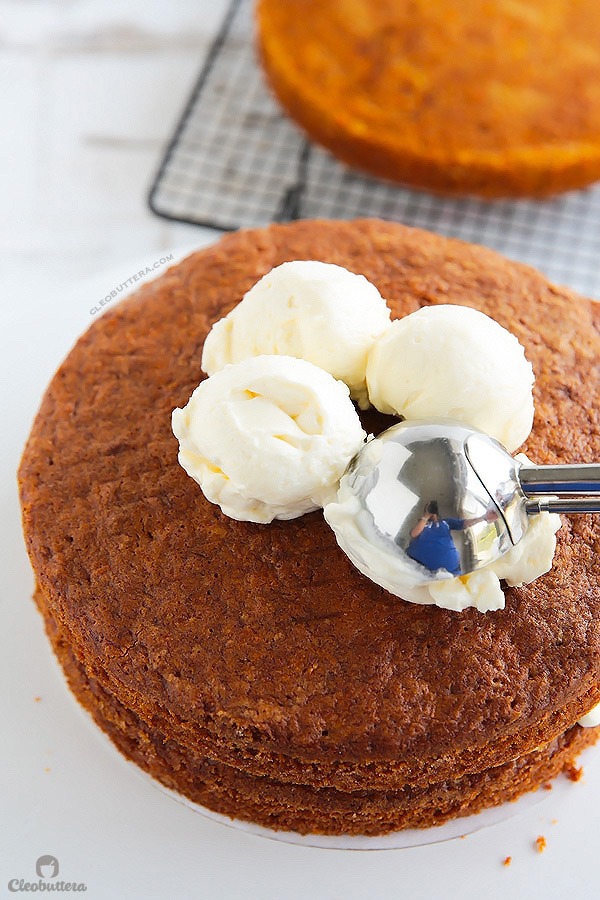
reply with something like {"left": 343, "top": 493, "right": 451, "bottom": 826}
{"left": 19, "top": 219, "right": 600, "bottom": 832}
{"left": 257, "top": 0, "right": 600, "bottom": 197}
{"left": 36, "top": 585, "right": 599, "bottom": 835}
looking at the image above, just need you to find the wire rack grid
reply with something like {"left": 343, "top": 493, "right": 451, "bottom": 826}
{"left": 148, "top": 0, "right": 600, "bottom": 299}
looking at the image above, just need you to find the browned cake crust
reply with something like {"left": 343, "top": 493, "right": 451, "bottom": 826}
{"left": 35, "top": 586, "right": 599, "bottom": 834}
{"left": 19, "top": 219, "right": 600, "bottom": 834}
{"left": 257, "top": 0, "right": 600, "bottom": 197}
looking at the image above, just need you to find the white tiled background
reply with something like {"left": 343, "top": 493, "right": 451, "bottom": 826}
{"left": 1, "top": 0, "right": 223, "bottom": 311}
{"left": 2, "top": 3, "right": 599, "bottom": 898}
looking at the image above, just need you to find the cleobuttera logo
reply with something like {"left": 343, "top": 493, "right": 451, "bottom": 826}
{"left": 36, "top": 857, "right": 59, "bottom": 879}
{"left": 8, "top": 856, "right": 87, "bottom": 893}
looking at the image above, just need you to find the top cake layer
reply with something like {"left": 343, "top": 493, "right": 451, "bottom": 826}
{"left": 257, "top": 0, "right": 600, "bottom": 196}
{"left": 19, "top": 219, "right": 600, "bottom": 779}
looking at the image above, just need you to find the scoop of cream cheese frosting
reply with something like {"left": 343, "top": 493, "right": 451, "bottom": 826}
{"left": 172, "top": 354, "right": 366, "bottom": 523}
{"left": 201, "top": 260, "right": 391, "bottom": 409}
{"left": 366, "top": 304, "right": 535, "bottom": 452}
{"left": 181, "top": 266, "right": 554, "bottom": 612}
{"left": 323, "top": 452, "right": 561, "bottom": 613}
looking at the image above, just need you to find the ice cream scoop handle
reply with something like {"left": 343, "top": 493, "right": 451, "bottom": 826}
{"left": 519, "top": 464, "right": 600, "bottom": 496}
{"left": 526, "top": 497, "right": 600, "bottom": 514}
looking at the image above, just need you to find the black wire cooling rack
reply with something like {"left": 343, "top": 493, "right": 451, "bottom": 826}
{"left": 148, "top": 0, "right": 600, "bottom": 299}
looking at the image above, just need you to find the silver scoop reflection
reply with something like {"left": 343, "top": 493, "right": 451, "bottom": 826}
{"left": 328, "top": 418, "right": 600, "bottom": 586}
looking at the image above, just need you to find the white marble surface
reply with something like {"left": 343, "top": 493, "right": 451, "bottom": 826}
{"left": 0, "top": 0, "right": 225, "bottom": 312}
{"left": 2, "top": 3, "right": 600, "bottom": 899}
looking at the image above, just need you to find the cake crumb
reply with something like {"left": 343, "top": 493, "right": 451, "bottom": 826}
{"left": 543, "top": 782, "right": 553, "bottom": 790}
{"left": 565, "top": 764, "right": 583, "bottom": 782}
{"left": 535, "top": 835, "right": 546, "bottom": 853}
{"left": 44, "top": 767, "right": 50, "bottom": 773}
{"left": 502, "top": 856, "right": 512, "bottom": 867}
{"left": 551, "top": 819, "right": 558, "bottom": 825}
{"left": 34, "top": 696, "right": 41, "bottom": 702}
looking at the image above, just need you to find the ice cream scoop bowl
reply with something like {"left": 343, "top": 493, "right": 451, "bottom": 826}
{"left": 331, "top": 419, "right": 600, "bottom": 585}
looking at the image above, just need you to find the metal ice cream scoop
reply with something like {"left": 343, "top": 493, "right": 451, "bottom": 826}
{"left": 340, "top": 418, "right": 600, "bottom": 584}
